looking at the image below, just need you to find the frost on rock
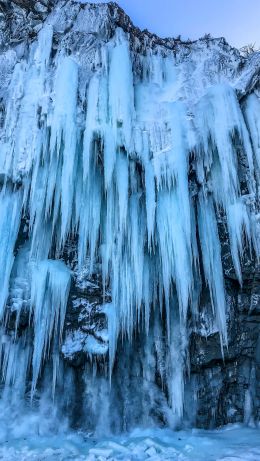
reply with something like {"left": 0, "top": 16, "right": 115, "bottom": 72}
{"left": 0, "top": 0, "right": 259, "bottom": 437}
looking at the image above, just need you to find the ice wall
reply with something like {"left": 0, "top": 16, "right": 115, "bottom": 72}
{"left": 0, "top": 1, "right": 259, "bottom": 434}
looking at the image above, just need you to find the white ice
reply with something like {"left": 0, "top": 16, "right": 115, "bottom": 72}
{"left": 0, "top": 425, "right": 260, "bottom": 461}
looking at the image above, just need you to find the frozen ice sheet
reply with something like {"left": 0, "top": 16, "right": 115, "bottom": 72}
{"left": 0, "top": 425, "right": 260, "bottom": 460}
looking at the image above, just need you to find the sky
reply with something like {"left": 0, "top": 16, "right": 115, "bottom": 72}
{"left": 89, "top": 0, "right": 260, "bottom": 49}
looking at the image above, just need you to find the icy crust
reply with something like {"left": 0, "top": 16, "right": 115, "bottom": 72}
{"left": 0, "top": 426, "right": 260, "bottom": 461}
{"left": 0, "top": 0, "right": 259, "bottom": 433}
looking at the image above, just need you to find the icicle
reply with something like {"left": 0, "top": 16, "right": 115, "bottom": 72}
{"left": 195, "top": 84, "right": 257, "bottom": 288}
{"left": 156, "top": 189, "right": 193, "bottom": 332}
{"left": 108, "top": 28, "right": 135, "bottom": 152}
{"left": 0, "top": 333, "right": 32, "bottom": 413}
{"left": 155, "top": 102, "right": 193, "bottom": 328}
{"left": 128, "top": 193, "right": 145, "bottom": 323}
{"left": 78, "top": 167, "right": 102, "bottom": 270}
{"left": 104, "top": 125, "right": 116, "bottom": 189}
{"left": 83, "top": 75, "right": 100, "bottom": 179}
{"left": 1, "top": 25, "right": 53, "bottom": 178}
{"left": 30, "top": 260, "right": 71, "bottom": 395}
{"left": 243, "top": 92, "right": 260, "bottom": 170}
{"left": 115, "top": 150, "right": 129, "bottom": 230}
{"left": 8, "top": 242, "right": 31, "bottom": 334}
{"left": 49, "top": 56, "right": 78, "bottom": 244}
{"left": 143, "top": 132, "right": 156, "bottom": 248}
{"left": 226, "top": 199, "right": 252, "bottom": 284}
{"left": 167, "top": 306, "right": 187, "bottom": 419}
{"left": 197, "top": 193, "right": 227, "bottom": 347}
{"left": 0, "top": 188, "right": 22, "bottom": 319}
{"left": 101, "top": 303, "right": 118, "bottom": 380}
{"left": 195, "top": 84, "right": 255, "bottom": 205}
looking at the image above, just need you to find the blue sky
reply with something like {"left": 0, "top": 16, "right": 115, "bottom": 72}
{"left": 89, "top": 0, "right": 260, "bottom": 49}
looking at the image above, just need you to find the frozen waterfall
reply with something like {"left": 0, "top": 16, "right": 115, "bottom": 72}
{"left": 0, "top": 6, "right": 259, "bottom": 437}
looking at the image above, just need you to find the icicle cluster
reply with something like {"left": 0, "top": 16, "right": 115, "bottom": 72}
{"left": 0, "top": 20, "right": 259, "bottom": 431}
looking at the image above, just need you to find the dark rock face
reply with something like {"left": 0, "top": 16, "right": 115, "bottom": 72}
{"left": 190, "top": 272, "right": 260, "bottom": 428}
{"left": 187, "top": 198, "right": 260, "bottom": 427}
{"left": 0, "top": 0, "right": 259, "bottom": 432}
{"left": 0, "top": 0, "right": 55, "bottom": 49}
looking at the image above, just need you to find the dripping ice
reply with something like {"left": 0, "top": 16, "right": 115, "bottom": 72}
{"left": 0, "top": 16, "right": 259, "bottom": 436}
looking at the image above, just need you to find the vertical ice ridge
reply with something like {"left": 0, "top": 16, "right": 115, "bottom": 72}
{"left": 0, "top": 25, "right": 53, "bottom": 178}
{"left": 195, "top": 84, "right": 257, "bottom": 284}
{"left": 0, "top": 188, "right": 23, "bottom": 320}
{"left": 197, "top": 193, "right": 227, "bottom": 346}
{"left": 30, "top": 260, "right": 71, "bottom": 395}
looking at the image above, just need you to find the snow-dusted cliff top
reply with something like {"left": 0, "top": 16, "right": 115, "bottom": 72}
{"left": 0, "top": 0, "right": 260, "bottom": 104}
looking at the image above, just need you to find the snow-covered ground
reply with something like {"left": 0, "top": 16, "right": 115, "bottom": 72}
{"left": 1, "top": 425, "right": 260, "bottom": 460}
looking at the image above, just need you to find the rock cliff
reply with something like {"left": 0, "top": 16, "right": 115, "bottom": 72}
{"left": 0, "top": 0, "right": 259, "bottom": 434}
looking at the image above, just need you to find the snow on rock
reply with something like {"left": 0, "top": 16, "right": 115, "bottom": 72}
{"left": 62, "top": 327, "right": 108, "bottom": 359}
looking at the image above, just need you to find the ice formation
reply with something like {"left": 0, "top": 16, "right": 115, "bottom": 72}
{"left": 1, "top": 425, "right": 260, "bottom": 461}
{"left": 0, "top": 0, "right": 259, "bottom": 437}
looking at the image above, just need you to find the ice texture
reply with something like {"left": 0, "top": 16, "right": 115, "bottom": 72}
{"left": 0, "top": 0, "right": 259, "bottom": 440}
{"left": 30, "top": 259, "right": 71, "bottom": 395}
{"left": 0, "top": 426, "right": 260, "bottom": 460}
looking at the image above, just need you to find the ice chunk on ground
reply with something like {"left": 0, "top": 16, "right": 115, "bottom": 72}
{"left": 0, "top": 425, "right": 260, "bottom": 460}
